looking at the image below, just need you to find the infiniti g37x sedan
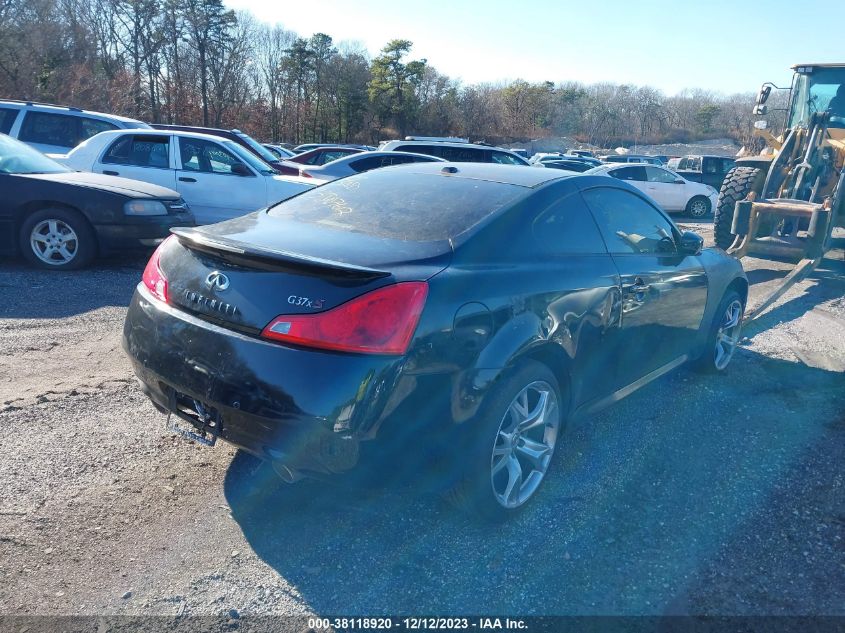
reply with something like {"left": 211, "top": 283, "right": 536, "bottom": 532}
{"left": 123, "top": 163, "right": 747, "bottom": 520}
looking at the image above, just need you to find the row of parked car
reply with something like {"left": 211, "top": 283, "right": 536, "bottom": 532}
{"left": 0, "top": 98, "right": 736, "bottom": 270}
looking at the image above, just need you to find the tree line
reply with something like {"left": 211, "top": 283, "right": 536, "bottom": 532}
{"left": 0, "top": 0, "right": 768, "bottom": 149}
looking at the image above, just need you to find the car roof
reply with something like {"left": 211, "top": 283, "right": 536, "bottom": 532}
{"left": 383, "top": 139, "right": 516, "bottom": 152}
{"left": 77, "top": 128, "right": 247, "bottom": 146}
{"left": 0, "top": 100, "right": 146, "bottom": 124}
{"left": 393, "top": 162, "right": 573, "bottom": 188}
{"left": 310, "top": 150, "right": 446, "bottom": 167}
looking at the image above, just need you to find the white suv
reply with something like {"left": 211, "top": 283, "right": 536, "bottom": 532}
{"left": 379, "top": 139, "right": 529, "bottom": 165}
{"left": 0, "top": 100, "right": 149, "bottom": 154}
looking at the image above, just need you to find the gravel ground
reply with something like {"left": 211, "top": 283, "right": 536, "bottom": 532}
{"left": 0, "top": 223, "right": 843, "bottom": 618}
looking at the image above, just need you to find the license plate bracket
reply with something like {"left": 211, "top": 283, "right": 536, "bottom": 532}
{"left": 167, "top": 390, "right": 223, "bottom": 447}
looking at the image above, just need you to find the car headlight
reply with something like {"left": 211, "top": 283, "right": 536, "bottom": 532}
{"left": 124, "top": 200, "right": 168, "bottom": 216}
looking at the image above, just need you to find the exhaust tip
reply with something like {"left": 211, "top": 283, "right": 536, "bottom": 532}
{"left": 272, "top": 462, "right": 304, "bottom": 484}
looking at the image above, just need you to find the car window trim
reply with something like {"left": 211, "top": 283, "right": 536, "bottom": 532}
{"left": 175, "top": 136, "right": 256, "bottom": 176}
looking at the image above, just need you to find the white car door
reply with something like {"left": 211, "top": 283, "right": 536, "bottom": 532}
{"left": 174, "top": 136, "right": 267, "bottom": 224}
{"left": 95, "top": 133, "right": 178, "bottom": 191}
{"left": 644, "top": 166, "right": 687, "bottom": 211}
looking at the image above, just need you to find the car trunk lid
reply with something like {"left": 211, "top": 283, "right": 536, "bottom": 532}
{"left": 160, "top": 211, "right": 451, "bottom": 334}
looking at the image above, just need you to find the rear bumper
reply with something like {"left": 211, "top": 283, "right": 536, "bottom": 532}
{"left": 95, "top": 212, "right": 195, "bottom": 254}
{"left": 122, "top": 285, "right": 449, "bottom": 474}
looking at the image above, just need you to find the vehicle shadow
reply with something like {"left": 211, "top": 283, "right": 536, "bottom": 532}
{"left": 224, "top": 349, "right": 844, "bottom": 615}
{"left": 0, "top": 254, "right": 148, "bottom": 319}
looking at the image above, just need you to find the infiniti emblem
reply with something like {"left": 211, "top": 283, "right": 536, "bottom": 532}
{"left": 204, "top": 271, "right": 230, "bottom": 291}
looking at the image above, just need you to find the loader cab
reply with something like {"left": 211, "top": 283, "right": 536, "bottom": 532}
{"left": 786, "top": 65, "right": 845, "bottom": 130}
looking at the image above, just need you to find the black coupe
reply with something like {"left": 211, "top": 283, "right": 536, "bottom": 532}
{"left": 0, "top": 133, "right": 194, "bottom": 269}
{"left": 123, "top": 163, "right": 747, "bottom": 519}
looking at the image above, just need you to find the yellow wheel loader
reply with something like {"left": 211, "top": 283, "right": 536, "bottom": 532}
{"left": 714, "top": 63, "right": 845, "bottom": 321}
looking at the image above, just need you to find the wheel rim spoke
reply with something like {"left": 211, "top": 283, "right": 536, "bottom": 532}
{"left": 517, "top": 390, "right": 548, "bottom": 432}
{"left": 502, "top": 456, "right": 523, "bottom": 504}
{"left": 515, "top": 437, "right": 551, "bottom": 470}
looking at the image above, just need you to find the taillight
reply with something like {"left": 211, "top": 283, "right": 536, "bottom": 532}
{"left": 262, "top": 282, "right": 428, "bottom": 355}
{"left": 300, "top": 170, "right": 312, "bottom": 178}
{"left": 141, "top": 236, "right": 173, "bottom": 303}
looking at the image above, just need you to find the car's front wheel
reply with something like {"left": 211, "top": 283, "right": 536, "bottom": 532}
{"left": 685, "top": 195, "right": 712, "bottom": 218}
{"left": 19, "top": 207, "right": 95, "bottom": 270}
{"left": 447, "top": 360, "right": 563, "bottom": 521}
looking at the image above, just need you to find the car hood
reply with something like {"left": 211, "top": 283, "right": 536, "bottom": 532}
{"left": 20, "top": 171, "right": 180, "bottom": 199}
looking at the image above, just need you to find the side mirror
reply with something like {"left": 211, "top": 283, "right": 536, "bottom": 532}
{"left": 231, "top": 163, "right": 252, "bottom": 177}
{"left": 679, "top": 231, "right": 704, "bottom": 255}
{"left": 674, "top": 178, "right": 685, "bottom": 184}
{"left": 754, "top": 120, "right": 768, "bottom": 130}
{"left": 756, "top": 84, "right": 772, "bottom": 106}
{"left": 752, "top": 104, "right": 768, "bottom": 116}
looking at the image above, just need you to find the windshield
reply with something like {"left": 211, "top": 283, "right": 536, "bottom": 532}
{"left": 0, "top": 133, "right": 70, "bottom": 174}
{"left": 788, "top": 67, "right": 845, "bottom": 129}
{"left": 236, "top": 132, "right": 280, "bottom": 163}
{"left": 223, "top": 140, "right": 277, "bottom": 175}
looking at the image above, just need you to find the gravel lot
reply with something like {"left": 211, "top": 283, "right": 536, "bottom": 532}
{"left": 1, "top": 221, "right": 843, "bottom": 618}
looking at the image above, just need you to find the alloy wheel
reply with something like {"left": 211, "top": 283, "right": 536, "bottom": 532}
{"left": 30, "top": 219, "right": 79, "bottom": 266}
{"left": 714, "top": 299, "right": 743, "bottom": 370}
{"left": 490, "top": 381, "right": 559, "bottom": 509}
{"left": 689, "top": 198, "right": 710, "bottom": 218}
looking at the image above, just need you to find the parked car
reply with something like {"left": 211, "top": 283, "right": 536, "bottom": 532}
{"left": 0, "top": 133, "right": 192, "bottom": 269}
{"left": 587, "top": 163, "right": 718, "bottom": 217}
{"left": 298, "top": 150, "right": 444, "bottom": 181}
{"left": 569, "top": 149, "right": 596, "bottom": 158}
{"left": 537, "top": 159, "right": 595, "bottom": 172}
{"left": 509, "top": 148, "right": 529, "bottom": 159}
{"left": 530, "top": 153, "right": 569, "bottom": 165}
{"left": 293, "top": 143, "right": 375, "bottom": 153}
{"left": 601, "top": 154, "right": 664, "bottom": 166}
{"left": 274, "top": 146, "right": 365, "bottom": 176}
{"left": 0, "top": 99, "right": 149, "bottom": 155}
{"left": 263, "top": 144, "right": 295, "bottom": 159}
{"left": 151, "top": 124, "right": 283, "bottom": 172}
{"left": 560, "top": 154, "right": 602, "bottom": 167}
{"left": 379, "top": 139, "right": 530, "bottom": 165}
{"left": 670, "top": 154, "right": 736, "bottom": 189}
{"left": 123, "top": 162, "right": 746, "bottom": 520}
{"left": 57, "top": 130, "right": 314, "bottom": 224}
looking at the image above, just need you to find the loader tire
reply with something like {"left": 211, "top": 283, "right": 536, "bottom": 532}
{"left": 714, "top": 166, "right": 766, "bottom": 250}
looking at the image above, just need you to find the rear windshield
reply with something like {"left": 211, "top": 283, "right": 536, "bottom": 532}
{"left": 268, "top": 169, "right": 526, "bottom": 241}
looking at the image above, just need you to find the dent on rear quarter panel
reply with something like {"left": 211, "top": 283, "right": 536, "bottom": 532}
{"left": 698, "top": 247, "right": 747, "bottom": 329}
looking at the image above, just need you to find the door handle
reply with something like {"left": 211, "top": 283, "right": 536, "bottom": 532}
{"left": 624, "top": 278, "right": 650, "bottom": 294}
{"left": 103, "top": 170, "right": 119, "bottom": 176}
{"left": 179, "top": 177, "right": 197, "bottom": 183}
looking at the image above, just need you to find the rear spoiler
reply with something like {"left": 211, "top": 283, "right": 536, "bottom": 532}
{"left": 171, "top": 228, "right": 391, "bottom": 280}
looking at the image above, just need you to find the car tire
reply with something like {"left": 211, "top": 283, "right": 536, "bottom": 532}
{"left": 714, "top": 166, "right": 765, "bottom": 250}
{"left": 19, "top": 207, "right": 96, "bottom": 270}
{"left": 685, "top": 195, "right": 711, "bottom": 218}
{"left": 692, "top": 290, "right": 744, "bottom": 373}
{"left": 445, "top": 360, "right": 563, "bottom": 522}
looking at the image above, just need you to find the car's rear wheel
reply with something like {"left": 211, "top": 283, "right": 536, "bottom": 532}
{"left": 446, "top": 360, "right": 562, "bottom": 521}
{"left": 20, "top": 207, "right": 95, "bottom": 270}
{"left": 685, "top": 195, "right": 711, "bottom": 218}
{"left": 693, "top": 290, "right": 744, "bottom": 373}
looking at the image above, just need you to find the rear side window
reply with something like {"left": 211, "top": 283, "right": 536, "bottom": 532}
{"left": 582, "top": 187, "right": 677, "bottom": 255}
{"left": 490, "top": 150, "right": 524, "bottom": 165}
{"left": 0, "top": 108, "right": 19, "bottom": 134}
{"left": 80, "top": 117, "right": 118, "bottom": 141}
{"left": 269, "top": 169, "right": 525, "bottom": 241}
{"left": 103, "top": 134, "right": 170, "bottom": 168}
{"left": 532, "top": 193, "right": 606, "bottom": 255}
{"left": 610, "top": 166, "right": 647, "bottom": 182}
{"left": 19, "top": 112, "right": 78, "bottom": 148}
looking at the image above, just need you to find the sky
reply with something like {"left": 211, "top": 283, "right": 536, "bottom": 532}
{"left": 223, "top": 0, "right": 844, "bottom": 96}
